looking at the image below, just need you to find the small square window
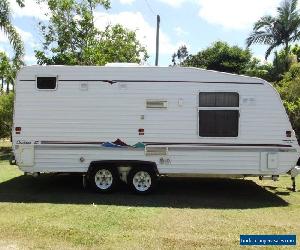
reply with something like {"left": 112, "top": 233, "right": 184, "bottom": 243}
{"left": 37, "top": 77, "right": 57, "bottom": 90}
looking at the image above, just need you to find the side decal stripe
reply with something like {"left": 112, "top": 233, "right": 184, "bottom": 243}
{"left": 38, "top": 141, "right": 292, "bottom": 148}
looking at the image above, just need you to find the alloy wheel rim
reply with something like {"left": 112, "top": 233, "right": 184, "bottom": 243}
{"left": 133, "top": 171, "right": 152, "bottom": 192}
{"left": 95, "top": 169, "right": 113, "bottom": 190}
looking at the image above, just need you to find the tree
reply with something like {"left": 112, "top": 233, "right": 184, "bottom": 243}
{"left": 290, "top": 44, "right": 300, "bottom": 61}
{"left": 182, "top": 41, "right": 252, "bottom": 74}
{"left": 0, "top": 0, "right": 25, "bottom": 63}
{"left": 0, "top": 52, "right": 18, "bottom": 93}
{"left": 35, "top": 0, "right": 148, "bottom": 65}
{"left": 0, "top": 92, "right": 14, "bottom": 139}
{"left": 80, "top": 24, "right": 148, "bottom": 65}
{"left": 244, "top": 57, "right": 276, "bottom": 82}
{"left": 271, "top": 47, "right": 299, "bottom": 80}
{"left": 246, "top": 0, "right": 300, "bottom": 69}
{"left": 0, "top": 52, "right": 9, "bottom": 92}
{"left": 171, "top": 45, "right": 188, "bottom": 66}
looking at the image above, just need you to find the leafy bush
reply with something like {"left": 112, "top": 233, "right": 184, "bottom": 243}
{"left": 0, "top": 92, "right": 14, "bottom": 139}
{"left": 244, "top": 58, "right": 276, "bottom": 82}
{"left": 282, "top": 100, "right": 300, "bottom": 137}
{"left": 276, "top": 63, "right": 300, "bottom": 136}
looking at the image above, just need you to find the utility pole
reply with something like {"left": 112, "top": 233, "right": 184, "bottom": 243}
{"left": 155, "top": 15, "right": 160, "bottom": 66}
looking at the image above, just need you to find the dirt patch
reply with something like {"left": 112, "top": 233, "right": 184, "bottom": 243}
{"left": 0, "top": 240, "right": 21, "bottom": 250}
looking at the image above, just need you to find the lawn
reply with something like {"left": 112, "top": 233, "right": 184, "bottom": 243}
{"left": 0, "top": 142, "right": 299, "bottom": 249}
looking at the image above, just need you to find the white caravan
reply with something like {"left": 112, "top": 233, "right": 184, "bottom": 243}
{"left": 12, "top": 65, "right": 300, "bottom": 193}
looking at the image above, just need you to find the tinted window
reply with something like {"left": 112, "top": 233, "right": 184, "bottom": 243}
{"left": 37, "top": 77, "right": 57, "bottom": 89}
{"left": 199, "top": 110, "right": 239, "bottom": 137}
{"left": 199, "top": 92, "right": 239, "bottom": 107}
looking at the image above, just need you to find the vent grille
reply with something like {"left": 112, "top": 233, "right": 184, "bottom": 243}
{"left": 146, "top": 100, "right": 168, "bottom": 109}
{"left": 145, "top": 147, "right": 168, "bottom": 156}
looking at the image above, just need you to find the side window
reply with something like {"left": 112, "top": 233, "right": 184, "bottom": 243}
{"left": 198, "top": 92, "right": 239, "bottom": 137}
{"left": 37, "top": 77, "right": 57, "bottom": 90}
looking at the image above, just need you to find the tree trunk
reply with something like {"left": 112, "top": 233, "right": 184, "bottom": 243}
{"left": 0, "top": 77, "right": 3, "bottom": 92}
{"left": 274, "top": 51, "right": 279, "bottom": 72}
{"left": 6, "top": 79, "right": 9, "bottom": 93}
{"left": 285, "top": 40, "right": 290, "bottom": 71}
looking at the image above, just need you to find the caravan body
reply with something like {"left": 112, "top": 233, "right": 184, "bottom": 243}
{"left": 12, "top": 65, "right": 300, "bottom": 193}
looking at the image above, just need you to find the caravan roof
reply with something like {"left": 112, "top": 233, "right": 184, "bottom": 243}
{"left": 17, "top": 65, "right": 265, "bottom": 85}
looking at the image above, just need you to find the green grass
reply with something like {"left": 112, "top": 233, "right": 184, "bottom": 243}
{"left": 0, "top": 140, "right": 11, "bottom": 161}
{"left": 0, "top": 144, "right": 300, "bottom": 249}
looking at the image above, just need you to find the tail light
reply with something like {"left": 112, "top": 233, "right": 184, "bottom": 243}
{"left": 15, "top": 127, "right": 21, "bottom": 134}
{"left": 139, "top": 128, "right": 144, "bottom": 135}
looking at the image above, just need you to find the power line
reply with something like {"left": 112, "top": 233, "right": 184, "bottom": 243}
{"left": 144, "top": 0, "right": 156, "bottom": 16}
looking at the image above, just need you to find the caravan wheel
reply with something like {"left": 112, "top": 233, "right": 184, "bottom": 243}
{"left": 127, "top": 167, "right": 157, "bottom": 194}
{"left": 89, "top": 166, "right": 119, "bottom": 193}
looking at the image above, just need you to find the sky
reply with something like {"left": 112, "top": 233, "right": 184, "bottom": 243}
{"left": 0, "top": 0, "right": 287, "bottom": 66}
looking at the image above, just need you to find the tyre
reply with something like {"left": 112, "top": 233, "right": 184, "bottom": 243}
{"left": 127, "top": 167, "right": 157, "bottom": 194}
{"left": 89, "top": 166, "right": 119, "bottom": 193}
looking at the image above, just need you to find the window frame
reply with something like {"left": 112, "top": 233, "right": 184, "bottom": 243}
{"left": 36, "top": 75, "right": 58, "bottom": 91}
{"left": 198, "top": 92, "right": 240, "bottom": 138}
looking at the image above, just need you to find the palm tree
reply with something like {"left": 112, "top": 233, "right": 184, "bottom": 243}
{"left": 247, "top": 0, "right": 300, "bottom": 67}
{"left": 0, "top": 0, "right": 25, "bottom": 64}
